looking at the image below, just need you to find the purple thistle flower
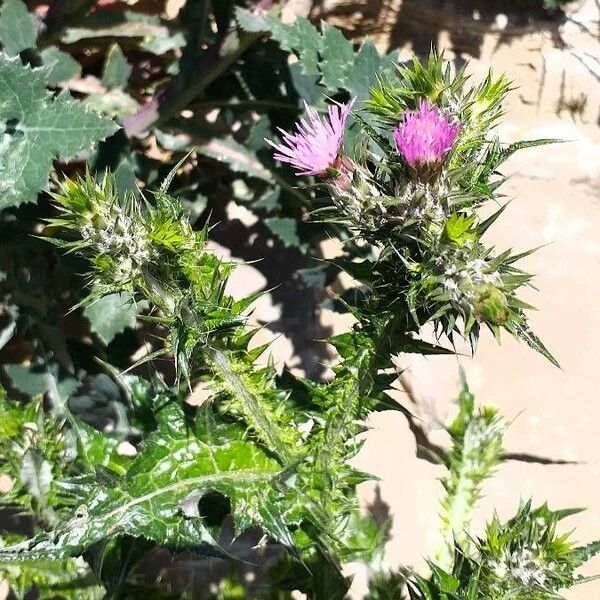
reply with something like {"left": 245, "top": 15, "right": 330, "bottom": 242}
{"left": 267, "top": 98, "right": 356, "bottom": 177}
{"left": 393, "top": 101, "right": 460, "bottom": 168}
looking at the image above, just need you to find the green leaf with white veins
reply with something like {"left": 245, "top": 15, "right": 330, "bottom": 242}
{"left": 0, "top": 55, "right": 118, "bottom": 210}
{"left": 0, "top": 0, "right": 38, "bottom": 56}
{"left": 0, "top": 402, "right": 286, "bottom": 561}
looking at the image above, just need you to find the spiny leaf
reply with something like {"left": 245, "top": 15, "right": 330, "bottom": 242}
{"left": 495, "top": 138, "right": 563, "bottom": 167}
{"left": 512, "top": 319, "right": 560, "bottom": 368}
{"left": 0, "top": 403, "right": 283, "bottom": 560}
{"left": 265, "top": 217, "right": 302, "bottom": 248}
{"left": 0, "top": 55, "right": 118, "bottom": 209}
{"left": 236, "top": 9, "right": 397, "bottom": 95}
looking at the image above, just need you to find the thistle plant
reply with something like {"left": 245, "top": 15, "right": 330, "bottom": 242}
{"left": 267, "top": 52, "right": 556, "bottom": 360}
{"left": 0, "top": 29, "right": 597, "bottom": 600}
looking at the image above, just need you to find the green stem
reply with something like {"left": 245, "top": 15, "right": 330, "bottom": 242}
{"left": 207, "top": 346, "right": 292, "bottom": 463}
{"left": 137, "top": 272, "right": 291, "bottom": 464}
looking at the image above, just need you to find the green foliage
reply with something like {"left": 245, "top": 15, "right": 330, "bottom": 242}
{"left": 0, "top": 0, "right": 37, "bottom": 56}
{"left": 0, "top": 386, "right": 66, "bottom": 522}
{"left": 405, "top": 502, "right": 600, "bottom": 600}
{"left": 436, "top": 377, "right": 505, "bottom": 568}
{"left": 237, "top": 7, "right": 398, "bottom": 101}
{"left": 0, "top": 555, "right": 104, "bottom": 600}
{"left": 0, "top": 55, "right": 117, "bottom": 210}
{"left": 0, "top": 399, "right": 284, "bottom": 560}
{"left": 363, "top": 397, "right": 597, "bottom": 600}
{"left": 83, "top": 292, "right": 147, "bottom": 345}
{"left": 316, "top": 51, "right": 558, "bottom": 364}
{"left": 0, "top": 3, "right": 596, "bottom": 599}
{"left": 0, "top": 169, "right": 393, "bottom": 595}
{"left": 101, "top": 44, "right": 132, "bottom": 90}
{"left": 39, "top": 47, "right": 82, "bottom": 84}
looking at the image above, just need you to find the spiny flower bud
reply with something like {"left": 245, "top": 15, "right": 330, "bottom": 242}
{"left": 473, "top": 282, "right": 510, "bottom": 325}
{"left": 393, "top": 101, "right": 460, "bottom": 172}
{"left": 442, "top": 258, "right": 507, "bottom": 325}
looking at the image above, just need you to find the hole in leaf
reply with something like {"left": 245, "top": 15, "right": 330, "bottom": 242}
{"left": 197, "top": 491, "right": 230, "bottom": 526}
{"left": 5, "top": 117, "right": 21, "bottom": 135}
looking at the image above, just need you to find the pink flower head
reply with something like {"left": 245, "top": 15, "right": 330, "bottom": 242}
{"left": 267, "top": 98, "right": 356, "bottom": 177}
{"left": 393, "top": 101, "right": 460, "bottom": 168}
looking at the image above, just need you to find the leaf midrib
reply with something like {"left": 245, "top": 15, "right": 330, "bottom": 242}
{"left": 91, "top": 469, "right": 274, "bottom": 529}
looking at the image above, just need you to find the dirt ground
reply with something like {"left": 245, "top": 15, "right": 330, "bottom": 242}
{"left": 279, "top": 0, "right": 600, "bottom": 597}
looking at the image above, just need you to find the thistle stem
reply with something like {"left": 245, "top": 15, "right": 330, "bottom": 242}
{"left": 123, "top": 0, "right": 276, "bottom": 136}
{"left": 206, "top": 346, "right": 292, "bottom": 463}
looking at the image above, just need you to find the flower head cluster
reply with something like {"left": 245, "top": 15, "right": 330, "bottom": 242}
{"left": 81, "top": 203, "right": 154, "bottom": 281}
{"left": 489, "top": 547, "right": 548, "bottom": 588}
{"left": 267, "top": 98, "right": 355, "bottom": 177}
{"left": 393, "top": 101, "right": 460, "bottom": 168}
{"left": 268, "top": 64, "right": 545, "bottom": 356}
{"left": 52, "top": 175, "right": 156, "bottom": 289}
{"left": 443, "top": 258, "right": 502, "bottom": 300}
{"left": 440, "top": 256, "right": 508, "bottom": 325}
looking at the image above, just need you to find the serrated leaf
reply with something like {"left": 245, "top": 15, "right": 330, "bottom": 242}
{"left": 40, "top": 47, "right": 82, "bottom": 84}
{"left": 394, "top": 335, "right": 455, "bottom": 356}
{"left": 237, "top": 10, "right": 323, "bottom": 76}
{"left": 265, "top": 217, "right": 301, "bottom": 248}
{"left": 235, "top": 6, "right": 270, "bottom": 32}
{"left": 83, "top": 292, "right": 147, "bottom": 345}
{"left": 4, "top": 363, "right": 51, "bottom": 397}
{"left": 237, "top": 11, "right": 396, "bottom": 98}
{"left": 319, "top": 23, "right": 355, "bottom": 90}
{"left": 496, "top": 138, "right": 562, "bottom": 166}
{"left": 346, "top": 39, "right": 396, "bottom": 101}
{"left": 0, "top": 404, "right": 283, "bottom": 560}
{"left": 0, "top": 0, "right": 38, "bottom": 56}
{"left": 0, "top": 55, "right": 118, "bottom": 210}
{"left": 101, "top": 44, "right": 131, "bottom": 90}
{"left": 289, "top": 18, "right": 323, "bottom": 76}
